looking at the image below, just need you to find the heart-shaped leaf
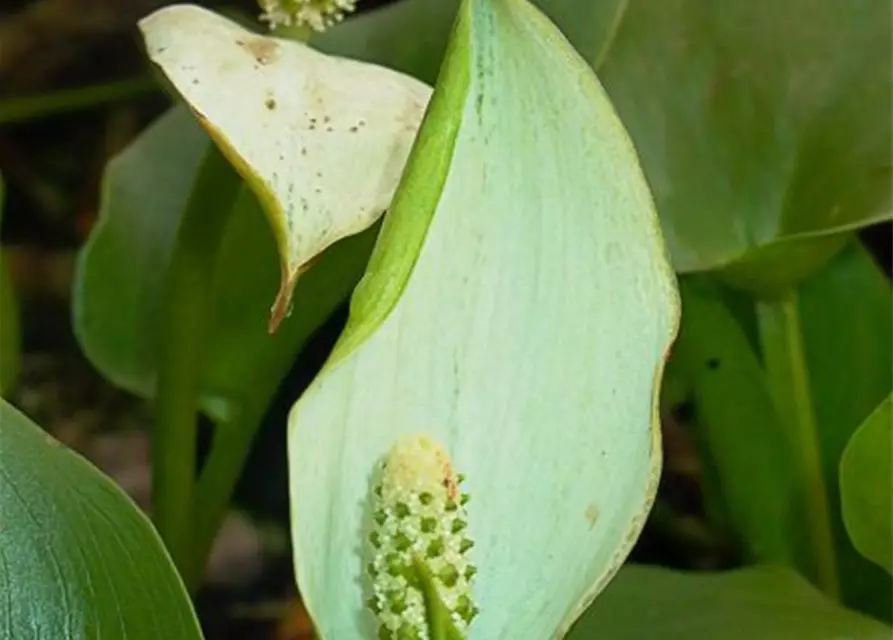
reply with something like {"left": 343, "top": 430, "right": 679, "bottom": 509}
{"left": 840, "top": 394, "right": 893, "bottom": 575}
{"left": 73, "top": 106, "right": 374, "bottom": 422}
{"left": 139, "top": 4, "right": 432, "bottom": 326}
{"left": 315, "top": 0, "right": 892, "bottom": 292}
{"left": 568, "top": 564, "right": 892, "bottom": 639}
{"left": 595, "top": 0, "right": 892, "bottom": 287}
{"left": 0, "top": 399, "right": 202, "bottom": 638}
{"left": 288, "top": 0, "right": 679, "bottom": 637}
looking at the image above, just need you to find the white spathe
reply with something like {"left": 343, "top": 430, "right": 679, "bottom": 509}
{"left": 139, "top": 4, "right": 432, "bottom": 329}
{"left": 288, "top": 0, "right": 680, "bottom": 638}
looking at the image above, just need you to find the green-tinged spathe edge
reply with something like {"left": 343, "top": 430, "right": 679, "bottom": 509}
{"left": 325, "top": 1, "right": 471, "bottom": 364}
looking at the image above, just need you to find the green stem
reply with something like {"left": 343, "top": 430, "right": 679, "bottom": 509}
{"left": 413, "top": 555, "right": 464, "bottom": 640}
{"left": 153, "top": 146, "right": 239, "bottom": 578}
{"left": 756, "top": 291, "right": 839, "bottom": 598}
{"left": 186, "top": 334, "right": 297, "bottom": 591}
{"left": 0, "top": 77, "right": 156, "bottom": 124}
{"left": 185, "top": 393, "right": 269, "bottom": 590}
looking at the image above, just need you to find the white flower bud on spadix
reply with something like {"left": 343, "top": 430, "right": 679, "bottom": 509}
{"left": 258, "top": 0, "right": 357, "bottom": 31}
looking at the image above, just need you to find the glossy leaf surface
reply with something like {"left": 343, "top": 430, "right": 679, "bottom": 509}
{"left": 0, "top": 399, "right": 202, "bottom": 638}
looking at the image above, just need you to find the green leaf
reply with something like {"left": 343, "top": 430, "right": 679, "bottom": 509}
{"left": 669, "top": 243, "right": 893, "bottom": 619}
{"left": 840, "top": 394, "right": 893, "bottom": 574}
{"left": 318, "top": 0, "right": 892, "bottom": 291}
{"left": 139, "top": 4, "right": 431, "bottom": 325}
{"left": 670, "top": 276, "right": 801, "bottom": 566}
{"left": 799, "top": 244, "right": 893, "bottom": 617}
{"left": 0, "top": 398, "right": 202, "bottom": 638}
{"left": 73, "top": 106, "right": 374, "bottom": 422}
{"left": 568, "top": 564, "right": 892, "bottom": 639}
{"left": 288, "top": 0, "right": 679, "bottom": 637}
{"left": 0, "top": 174, "right": 20, "bottom": 395}
{"left": 594, "top": 0, "right": 892, "bottom": 288}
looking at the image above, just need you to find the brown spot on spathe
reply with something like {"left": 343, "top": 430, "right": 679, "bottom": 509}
{"left": 585, "top": 503, "right": 599, "bottom": 529}
{"left": 238, "top": 37, "right": 279, "bottom": 65}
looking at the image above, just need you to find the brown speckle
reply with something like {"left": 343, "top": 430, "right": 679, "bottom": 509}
{"left": 358, "top": 119, "right": 366, "bottom": 127}
{"left": 322, "top": 115, "right": 331, "bottom": 124}
{"left": 240, "top": 37, "right": 279, "bottom": 65}
{"left": 265, "top": 97, "right": 277, "bottom": 110}
{"left": 315, "top": 171, "right": 322, "bottom": 178}
{"left": 585, "top": 504, "right": 599, "bottom": 529}
{"left": 349, "top": 126, "right": 358, "bottom": 133}
{"left": 300, "top": 147, "right": 307, "bottom": 156}
{"left": 326, "top": 126, "right": 333, "bottom": 132}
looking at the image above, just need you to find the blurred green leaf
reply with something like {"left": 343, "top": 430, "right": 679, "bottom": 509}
{"left": 0, "top": 174, "right": 20, "bottom": 395}
{"left": 671, "top": 276, "right": 800, "bottom": 565}
{"left": 840, "top": 394, "right": 893, "bottom": 574}
{"left": 73, "top": 106, "right": 374, "bottom": 422}
{"left": 670, "top": 243, "right": 893, "bottom": 619}
{"left": 0, "top": 398, "right": 202, "bottom": 638}
{"left": 799, "top": 245, "right": 893, "bottom": 616}
{"left": 596, "top": 0, "right": 891, "bottom": 289}
{"left": 320, "top": 0, "right": 892, "bottom": 291}
{"left": 568, "top": 564, "right": 892, "bottom": 639}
